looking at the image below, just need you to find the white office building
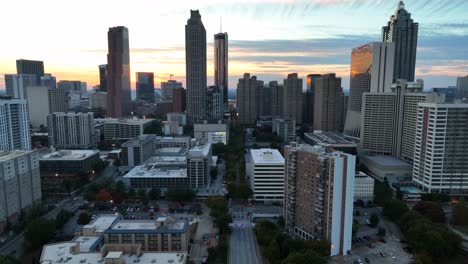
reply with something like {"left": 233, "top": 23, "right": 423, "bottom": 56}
{"left": 194, "top": 121, "right": 229, "bottom": 144}
{"left": 354, "top": 171, "right": 374, "bottom": 202}
{"left": 413, "top": 103, "right": 468, "bottom": 195}
{"left": 90, "top": 92, "right": 107, "bottom": 109}
{"left": 0, "top": 150, "right": 41, "bottom": 233}
{"left": 5, "top": 74, "right": 37, "bottom": 99}
{"left": 47, "top": 112, "right": 96, "bottom": 149}
{"left": 247, "top": 149, "right": 285, "bottom": 204}
{"left": 167, "top": 112, "right": 187, "bottom": 126}
{"left": 272, "top": 118, "right": 296, "bottom": 143}
{"left": 0, "top": 97, "right": 31, "bottom": 150}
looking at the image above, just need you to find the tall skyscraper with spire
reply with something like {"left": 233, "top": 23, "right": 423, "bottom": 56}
{"left": 382, "top": 1, "right": 418, "bottom": 82}
{"left": 106, "top": 26, "right": 132, "bottom": 117}
{"left": 185, "top": 10, "right": 207, "bottom": 122}
{"left": 214, "top": 32, "right": 228, "bottom": 107}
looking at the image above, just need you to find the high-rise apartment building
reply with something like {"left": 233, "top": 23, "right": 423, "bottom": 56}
{"left": 382, "top": 1, "right": 418, "bottom": 82}
{"left": 121, "top": 134, "right": 156, "bottom": 167}
{"left": 90, "top": 92, "right": 107, "bottom": 109}
{"left": 172, "top": 87, "right": 186, "bottom": 113}
{"left": 457, "top": 75, "right": 468, "bottom": 99}
{"left": 26, "top": 86, "right": 68, "bottom": 128}
{"left": 214, "top": 32, "right": 228, "bottom": 106}
{"left": 185, "top": 10, "right": 207, "bottom": 122}
{"left": 344, "top": 42, "right": 395, "bottom": 139}
{"left": 0, "top": 150, "right": 41, "bottom": 233}
{"left": 283, "top": 73, "right": 303, "bottom": 124}
{"left": 303, "top": 74, "right": 322, "bottom": 125}
{"left": 187, "top": 143, "right": 211, "bottom": 189}
{"left": 284, "top": 143, "right": 355, "bottom": 256}
{"left": 237, "top": 73, "right": 258, "bottom": 125}
{"left": 161, "top": 80, "right": 183, "bottom": 100}
{"left": 57, "top": 80, "right": 82, "bottom": 92}
{"left": 136, "top": 72, "right": 155, "bottom": 103}
{"left": 206, "top": 86, "right": 224, "bottom": 119}
{"left": 99, "top": 64, "right": 107, "bottom": 92}
{"left": 270, "top": 81, "right": 283, "bottom": 117}
{"left": 257, "top": 82, "right": 271, "bottom": 116}
{"left": 361, "top": 80, "right": 444, "bottom": 163}
{"left": 313, "top": 73, "right": 344, "bottom": 132}
{"left": 47, "top": 112, "right": 96, "bottom": 150}
{"left": 106, "top": 26, "right": 132, "bottom": 118}
{"left": 5, "top": 74, "right": 38, "bottom": 99}
{"left": 16, "top": 59, "right": 44, "bottom": 83}
{"left": 0, "top": 97, "right": 31, "bottom": 150}
{"left": 40, "top": 74, "right": 56, "bottom": 89}
{"left": 272, "top": 118, "right": 295, "bottom": 143}
{"left": 413, "top": 103, "right": 468, "bottom": 195}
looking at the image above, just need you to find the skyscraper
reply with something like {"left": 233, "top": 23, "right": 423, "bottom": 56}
{"left": 413, "top": 103, "right": 468, "bottom": 195}
{"left": 5, "top": 74, "right": 37, "bottom": 99}
{"left": 57, "top": 80, "right": 82, "bottom": 92}
{"left": 382, "top": 1, "right": 418, "bottom": 82}
{"left": 313, "top": 73, "right": 344, "bottom": 132}
{"left": 270, "top": 81, "right": 283, "bottom": 116}
{"left": 172, "top": 87, "right": 186, "bottom": 113}
{"left": 284, "top": 143, "right": 355, "bottom": 256}
{"left": 40, "top": 74, "right": 57, "bottom": 89}
{"left": 206, "top": 86, "right": 224, "bottom": 119}
{"left": 16, "top": 59, "right": 44, "bottom": 83}
{"left": 106, "top": 26, "right": 132, "bottom": 117}
{"left": 99, "top": 64, "right": 107, "bottom": 92}
{"left": 0, "top": 97, "right": 31, "bottom": 150}
{"left": 136, "top": 72, "right": 155, "bottom": 103}
{"left": 237, "top": 73, "right": 258, "bottom": 125}
{"left": 283, "top": 73, "right": 303, "bottom": 124}
{"left": 214, "top": 32, "right": 228, "bottom": 106}
{"left": 26, "top": 86, "right": 68, "bottom": 128}
{"left": 161, "top": 80, "right": 183, "bottom": 100}
{"left": 303, "top": 74, "right": 322, "bottom": 125}
{"left": 344, "top": 42, "right": 395, "bottom": 139}
{"left": 457, "top": 75, "right": 468, "bottom": 99}
{"left": 185, "top": 10, "right": 207, "bottom": 122}
{"left": 47, "top": 112, "right": 96, "bottom": 150}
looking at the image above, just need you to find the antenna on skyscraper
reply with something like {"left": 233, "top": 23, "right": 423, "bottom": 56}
{"left": 220, "top": 16, "right": 222, "bottom": 32}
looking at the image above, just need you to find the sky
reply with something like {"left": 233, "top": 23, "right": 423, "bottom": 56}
{"left": 0, "top": 0, "right": 467, "bottom": 90}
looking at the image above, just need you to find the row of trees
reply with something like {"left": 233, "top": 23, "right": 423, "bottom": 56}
{"left": 452, "top": 200, "right": 468, "bottom": 226}
{"left": 255, "top": 219, "right": 329, "bottom": 264}
{"left": 205, "top": 196, "right": 232, "bottom": 235}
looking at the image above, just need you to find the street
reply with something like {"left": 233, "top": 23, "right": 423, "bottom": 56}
{"left": 229, "top": 204, "right": 262, "bottom": 264}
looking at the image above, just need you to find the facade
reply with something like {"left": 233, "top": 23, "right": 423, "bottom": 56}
{"left": 354, "top": 172, "right": 374, "bottom": 202}
{"left": 106, "top": 26, "right": 132, "bottom": 118}
{"left": 344, "top": 42, "right": 395, "bottom": 139}
{"left": 413, "top": 103, "right": 468, "bottom": 195}
{"left": 161, "top": 80, "right": 183, "bottom": 100}
{"left": 256, "top": 81, "right": 271, "bottom": 116}
{"left": 360, "top": 80, "right": 444, "bottom": 163}
{"left": 194, "top": 121, "right": 229, "bottom": 144}
{"left": 99, "top": 64, "right": 107, "bottom": 92}
{"left": 155, "top": 137, "right": 191, "bottom": 149}
{"left": 382, "top": 1, "right": 418, "bottom": 82}
{"left": 269, "top": 81, "right": 283, "bottom": 117}
{"left": 313, "top": 73, "right": 344, "bottom": 132}
{"left": 162, "top": 121, "right": 183, "bottom": 136}
{"left": 57, "top": 80, "right": 82, "bottom": 92}
{"left": 206, "top": 86, "right": 224, "bottom": 119}
{"left": 16, "top": 59, "right": 44, "bottom": 82}
{"left": 121, "top": 135, "right": 156, "bottom": 167}
{"left": 304, "top": 131, "right": 357, "bottom": 155}
{"left": 5, "top": 74, "right": 37, "bottom": 99}
{"left": 272, "top": 118, "right": 295, "bottom": 143}
{"left": 283, "top": 73, "right": 303, "bottom": 124}
{"left": 187, "top": 143, "right": 212, "bottom": 190}
{"left": 39, "top": 150, "right": 100, "bottom": 176}
{"left": 247, "top": 149, "right": 285, "bottom": 204}
{"left": 172, "top": 87, "right": 186, "bottom": 113}
{"left": 136, "top": 72, "right": 155, "bottom": 103}
{"left": 26, "top": 86, "right": 67, "bottom": 128}
{"left": 457, "top": 75, "right": 468, "bottom": 99}
{"left": 47, "top": 112, "right": 96, "bottom": 150}
{"left": 0, "top": 150, "right": 41, "bottom": 233}
{"left": 167, "top": 112, "right": 187, "bottom": 126}
{"left": 237, "top": 73, "right": 258, "bottom": 125}
{"left": 40, "top": 74, "right": 57, "bottom": 89}
{"left": 185, "top": 10, "right": 207, "bottom": 122}
{"left": 0, "top": 97, "right": 31, "bottom": 150}
{"left": 303, "top": 74, "right": 322, "bottom": 124}
{"left": 90, "top": 92, "right": 107, "bottom": 109}
{"left": 97, "top": 118, "right": 153, "bottom": 141}
{"left": 360, "top": 155, "right": 412, "bottom": 181}
{"left": 283, "top": 143, "right": 355, "bottom": 256}
{"left": 214, "top": 32, "right": 228, "bottom": 106}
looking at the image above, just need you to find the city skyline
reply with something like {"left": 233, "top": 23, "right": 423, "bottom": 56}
{"left": 0, "top": 0, "right": 467, "bottom": 90}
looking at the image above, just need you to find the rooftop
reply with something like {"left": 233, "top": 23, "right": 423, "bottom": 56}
{"left": 40, "top": 150, "right": 99, "bottom": 161}
{"left": 400, "top": 186, "right": 423, "bottom": 194}
{"left": 106, "top": 218, "right": 188, "bottom": 234}
{"left": 155, "top": 147, "right": 188, "bottom": 156}
{"left": 362, "top": 155, "right": 412, "bottom": 168}
{"left": 95, "top": 117, "right": 154, "bottom": 125}
{"left": 0, "top": 150, "right": 35, "bottom": 162}
{"left": 124, "top": 165, "right": 187, "bottom": 179}
{"left": 305, "top": 131, "right": 356, "bottom": 146}
{"left": 121, "top": 134, "right": 156, "bottom": 147}
{"left": 72, "top": 236, "right": 102, "bottom": 252}
{"left": 83, "top": 215, "right": 119, "bottom": 233}
{"left": 250, "top": 149, "right": 285, "bottom": 165}
{"left": 188, "top": 143, "right": 211, "bottom": 157}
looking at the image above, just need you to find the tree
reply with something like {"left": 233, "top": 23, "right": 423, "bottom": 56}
{"left": 113, "top": 158, "right": 121, "bottom": 167}
{"left": 210, "top": 167, "right": 218, "bottom": 178}
{"left": 165, "top": 188, "right": 196, "bottom": 202}
{"left": 137, "top": 189, "right": 148, "bottom": 201}
{"left": 55, "top": 210, "right": 72, "bottom": 229}
{"left": 77, "top": 212, "right": 91, "bottom": 225}
{"left": 148, "top": 188, "right": 161, "bottom": 200}
{"left": 374, "top": 181, "right": 393, "bottom": 205}
{"left": 96, "top": 189, "right": 112, "bottom": 201}
{"left": 281, "top": 250, "right": 327, "bottom": 264}
{"left": 62, "top": 179, "right": 74, "bottom": 193}
{"left": 452, "top": 200, "right": 468, "bottom": 226}
{"left": 23, "top": 218, "right": 56, "bottom": 252}
{"left": 383, "top": 199, "right": 409, "bottom": 221}
{"left": 369, "top": 213, "right": 379, "bottom": 227}
{"left": 377, "top": 227, "right": 386, "bottom": 236}
{"left": 212, "top": 142, "right": 226, "bottom": 156}
{"left": 0, "top": 256, "right": 21, "bottom": 264}
{"left": 413, "top": 201, "right": 445, "bottom": 223}
{"left": 143, "top": 120, "right": 162, "bottom": 135}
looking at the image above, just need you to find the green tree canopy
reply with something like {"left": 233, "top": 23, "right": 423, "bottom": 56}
{"left": 24, "top": 218, "right": 56, "bottom": 252}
